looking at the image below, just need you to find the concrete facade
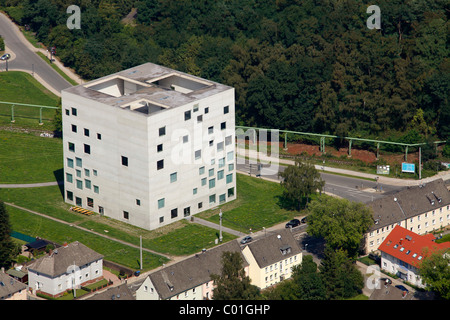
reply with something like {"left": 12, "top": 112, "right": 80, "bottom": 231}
{"left": 61, "top": 63, "right": 236, "bottom": 230}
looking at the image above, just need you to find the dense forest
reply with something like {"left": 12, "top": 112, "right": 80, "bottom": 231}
{"left": 1, "top": 0, "right": 449, "bottom": 143}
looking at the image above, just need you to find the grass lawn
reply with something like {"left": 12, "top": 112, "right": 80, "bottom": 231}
{"left": 0, "top": 131, "right": 63, "bottom": 184}
{"left": 7, "top": 205, "right": 169, "bottom": 271}
{"left": 0, "top": 71, "right": 60, "bottom": 130}
{"left": 197, "top": 173, "right": 302, "bottom": 233}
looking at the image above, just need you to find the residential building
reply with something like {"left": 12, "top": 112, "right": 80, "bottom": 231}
{"left": 378, "top": 225, "right": 450, "bottom": 288}
{"left": 0, "top": 269, "right": 27, "bottom": 300}
{"left": 241, "top": 229, "right": 302, "bottom": 289}
{"left": 61, "top": 62, "right": 236, "bottom": 231}
{"left": 364, "top": 179, "right": 450, "bottom": 253}
{"left": 136, "top": 240, "right": 246, "bottom": 300}
{"left": 27, "top": 241, "right": 103, "bottom": 298}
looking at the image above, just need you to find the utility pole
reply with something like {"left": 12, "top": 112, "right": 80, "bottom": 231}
{"left": 419, "top": 147, "right": 422, "bottom": 180}
{"left": 140, "top": 235, "right": 143, "bottom": 270}
{"left": 219, "top": 210, "right": 223, "bottom": 242}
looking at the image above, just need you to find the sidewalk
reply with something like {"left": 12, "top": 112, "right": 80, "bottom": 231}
{"left": 237, "top": 147, "right": 450, "bottom": 187}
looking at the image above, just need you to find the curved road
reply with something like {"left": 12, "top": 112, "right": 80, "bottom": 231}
{"left": 0, "top": 12, "right": 73, "bottom": 94}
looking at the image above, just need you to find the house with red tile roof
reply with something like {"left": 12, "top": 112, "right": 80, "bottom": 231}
{"left": 378, "top": 225, "right": 450, "bottom": 288}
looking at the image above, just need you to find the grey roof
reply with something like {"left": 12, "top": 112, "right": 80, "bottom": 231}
{"left": 27, "top": 241, "right": 103, "bottom": 278}
{"left": 0, "top": 271, "right": 27, "bottom": 299}
{"left": 149, "top": 240, "right": 245, "bottom": 300}
{"left": 368, "top": 179, "right": 450, "bottom": 231}
{"left": 62, "top": 62, "right": 232, "bottom": 113}
{"left": 245, "top": 229, "right": 302, "bottom": 269}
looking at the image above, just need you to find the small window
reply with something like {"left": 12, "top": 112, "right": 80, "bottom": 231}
{"left": 65, "top": 109, "right": 70, "bottom": 116}
{"left": 195, "top": 150, "right": 201, "bottom": 160}
{"left": 183, "top": 135, "right": 189, "bottom": 143}
{"left": 123, "top": 211, "right": 129, "bottom": 220}
{"left": 66, "top": 173, "right": 73, "bottom": 183}
{"left": 76, "top": 179, "right": 83, "bottom": 190}
{"left": 208, "top": 126, "right": 214, "bottom": 134}
{"left": 217, "top": 142, "right": 224, "bottom": 152}
{"left": 209, "top": 194, "right": 216, "bottom": 204}
{"left": 170, "top": 172, "right": 177, "bottom": 183}
{"left": 157, "top": 160, "right": 164, "bottom": 170}
{"left": 71, "top": 107, "right": 77, "bottom": 116}
{"left": 209, "top": 178, "right": 215, "bottom": 189}
{"left": 193, "top": 104, "right": 199, "bottom": 112}
{"left": 193, "top": 188, "right": 197, "bottom": 195}
{"left": 84, "top": 128, "right": 90, "bottom": 137}
{"left": 76, "top": 197, "right": 82, "bottom": 206}
{"left": 84, "top": 144, "right": 91, "bottom": 154}
{"left": 76, "top": 157, "right": 82, "bottom": 167}
{"left": 199, "top": 166, "right": 205, "bottom": 175}
{"left": 159, "top": 126, "right": 166, "bottom": 136}
{"left": 93, "top": 169, "right": 98, "bottom": 176}
{"left": 68, "top": 142, "right": 75, "bottom": 152}
{"left": 171, "top": 208, "right": 178, "bottom": 219}
{"left": 209, "top": 168, "right": 214, "bottom": 177}
{"left": 157, "top": 144, "right": 163, "bottom": 152}
{"left": 84, "top": 169, "right": 90, "bottom": 177}
{"left": 94, "top": 185, "right": 99, "bottom": 194}
{"left": 226, "top": 174, "right": 233, "bottom": 184}
{"left": 218, "top": 170, "right": 224, "bottom": 180}
{"left": 198, "top": 202, "right": 203, "bottom": 209}
{"left": 87, "top": 197, "right": 94, "bottom": 208}
{"left": 184, "top": 110, "right": 191, "bottom": 121}
{"left": 197, "top": 115, "right": 203, "bottom": 123}
{"left": 184, "top": 207, "right": 190, "bottom": 217}
{"left": 159, "top": 216, "right": 164, "bottom": 223}
{"left": 97, "top": 133, "right": 102, "bottom": 140}
{"left": 71, "top": 124, "right": 77, "bottom": 133}
{"left": 219, "top": 194, "right": 226, "bottom": 204}
{"left": 85, "top": 179, "right": 91, "bottom": 189}
{"left": 221, "top": 122, "right": 226, "bottom": 130}
{"left": 158, "top": 198, "right": 165, "bottom": 209}
{"left": 76, "top": 169, "right": 81, "bottom": 178}
{"left": 205, "top": 107, "right": 209, "bottom": 114}
{"left": 67, "top": 158, "right": 74, "bottom": 168}
{"left": 122, "top": 156, "right": 128, "bottom": 166}
{"left": 218, "top": 158, "right": 225, "bottom": 168}
{"left": 201, "top": 178, "right": 207, "bottom": 186}
{"left": 66, "top": 190, "right": 73, "bottom": 201}
{"left": 225, "top": 135, "right": 232, "bottom": 146}
{"left": 136, "top": 199, "right": 141, "bottom": 206}
{"left": 228, "top": 187, "right": 234, "bottom": 197}
{"left": 224, "top": 106, "right": 229, "bottom": 114}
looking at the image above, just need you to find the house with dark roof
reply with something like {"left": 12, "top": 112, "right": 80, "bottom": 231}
{"left": 241, "top": 229, "right": 302, "bottom": 289}
{"left": 378, "top": 225, "right": 450, "bottom": 288}
{"left": 27, "top": 241, "right": 103, "bottom": 298}
{"left": 136, "top": 240, "right": 246, "bottom": 300}
{"left": 0, "top": 269, "right": 27, "bottom": 300}
{"left": 364, "top": 178, "right": 450, "bottom": 254}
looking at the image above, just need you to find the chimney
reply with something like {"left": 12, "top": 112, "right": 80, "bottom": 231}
{"left": 399, "top": 238, "right": 403, "bottom": 245}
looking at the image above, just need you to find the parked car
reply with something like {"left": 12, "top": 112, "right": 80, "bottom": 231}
{"left": 240, "top": 236, "right": 253, "bottom": 244}
{"left": 0, "top": 53, "right": 11, "bottom": 61}
{"left": 395, "top": 285, "right": 409, "bottom": 292}
{"left": 285, "top": 219, "right": 301, "bottom": 228}
{"left": 379, "top": 278, "right": 392, "bottom": 285}
{"left": 300, "top": 216, "right": 307, "bottom": 224}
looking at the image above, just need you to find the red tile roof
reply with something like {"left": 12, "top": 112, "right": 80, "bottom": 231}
{"left": 379, "top": 225, "right": 450, "bottom": 268}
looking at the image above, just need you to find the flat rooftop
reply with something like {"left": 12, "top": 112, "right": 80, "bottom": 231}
{"left": 62, "top": 63, "right": 232, "bottom": 116}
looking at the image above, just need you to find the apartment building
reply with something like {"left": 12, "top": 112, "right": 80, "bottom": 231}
{"left": 364, "top": 179, "right": 450, "bottom": 253}
{"left": 61, "top": 63, "right": 236, "bottom": 231}
{"left": 379, "top": 225, "right": 450, "bottom": 287}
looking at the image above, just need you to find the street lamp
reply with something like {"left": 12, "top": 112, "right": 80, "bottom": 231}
{"left": 219, "top": 210, "right": 223, "bottom": 242}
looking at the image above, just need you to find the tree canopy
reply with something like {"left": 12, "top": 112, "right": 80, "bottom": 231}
{"left": 1, "top": 0, "right": 449, "bottom": 142}
{"left": 0, "top": 201, "right": 17, "bottom": 269}
{"left": 306, "top": 196, "right": 374, "bottom": 258}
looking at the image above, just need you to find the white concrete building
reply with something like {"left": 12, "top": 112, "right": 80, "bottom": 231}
{"left": 61, "top": 63, "right": 236, "bottom": 231}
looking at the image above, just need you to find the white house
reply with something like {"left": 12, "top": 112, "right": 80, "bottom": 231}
{"left": 61, "top": 63, "right": 236, "bottom": 231}
{"left": 27, "top": 242, "right": 103, "bottom": 298}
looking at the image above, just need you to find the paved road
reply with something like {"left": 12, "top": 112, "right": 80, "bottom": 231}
{"left": 0, "top": 12, "right": 72, "bottom": 94}
{"left": 236, "top": 162, "right": 404, "bottom": 203}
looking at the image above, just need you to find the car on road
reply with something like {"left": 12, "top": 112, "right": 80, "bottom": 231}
{"left": 240, "top": 236, "right": 253, "bottom": 244}
{"left": 0, "top": 53, "right": 11, "bottom": 60}
{"left": 285, "top": 219, "right": 301, "bottom": 228}
{"left": 379, "top": 278, "right": 392, "bottom": 285}
{"left": 395, "top": 285, "right": 409, "bottom": 292}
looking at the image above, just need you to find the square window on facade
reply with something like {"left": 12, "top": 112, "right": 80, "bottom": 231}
{"left": 227, "top": 151, "right": 234, "bottom": 161}
{"left": 76, "top": 197, "right": 82, "bottom": 206}
{"left": 171, "top": 208, "right": 178, "bottom": 219}
{"left": 225, "top": 135, "right": 232, "bottom": 146}
{"left": 184, "top": 110, "right": 191, "bottom": 121}
{"left": 219, "top": 194, "right": 226, "bottom": 204}
{"left": 76, "top": 157, "right": 82, "bottom": 167}
{"left": 209, "top": 178, "right": 215, "bottom": 189}
{"left": 66, "top": 191, "right": 73, "bottom": 201}
{"left": 224, "top": 106, "right": 229, "bottom": 114}
{"left": 159, "top": 126, "right": 166, "bottom": 136}
{"left": 218, "top": 170, "right": 224, "bottom": 180}
{"left": 84, "top": 144, "right": 91, "bottom": 154}
{"left": 67, "top": 158, "right": 74, "bottom": 168}
{"left": 221, "top": 122, "right": 226, "bottom": 130}
{"left": 84, "top": 128, "right": 90, "bottom": 137}
{"left": 193, "top": 104, "right": 199, "bottom": 112}
{"left": 228, "top": 187, "right": 235, "bottom": 197}
{"left": 76, "top": 169, "right": 81, "bottom": 178}
{"left": 122, "top": 156, "right": 128, "bottom": 166}
{"left": 123, "top": 211, "right": 129, "bottom": 220}
{"left": 183, "top": 135, "right": 189, "bottom": 143}
{"left": 159, "top": 216, "right": 164, "bottom": 223}
{"left": 85, "top": 179, "right": 91, "bottom": 189}
{"left": 217, "top": 142, "right": 224, "bottom": 152}
{"left": 209, "top": 168, "right": 214, "bottom": 177}
{"left": 208, "top": 126, "right": 213, "bottom": 134}
{"left": 157, "top": 144, "right": 163, "bottom": 152}
{"left": 226, "top": 174, "right": 233, "bottom": 184}
{"left": 205, "top": 107, "right": 209, "bottom": 114}
{"left": 87, "top": 197, "right": 94, "bottom": 208}
{"left": 68, "top": 142, "right": 75, "bottom": 152}
{"left": 193, "top": 188, "right": 197, "bottom": 195}
{"left": 158, "top": 198, "right": 165, "bottom": 209}
{"left": 198, "top": 202, "right": 203, "bottom": 209}
{"left": 71, "top": 108, "right": 77, "bottom": 116}
{"left": 157, "top": 160, "right": 164, "bottom": 170}
{"left": 199, "top": 166, "right": 205, "bottom": 175}
{"left": 195, "top": 150, "right": 201, "bottom": 160}
{"left": 209, "top": 194, "right": 216, "bottom": 204}
{"left": 170, "top": 172, "right": 177, "bottom": 183}
{"left": 197, "top": 115, "right": 202, "bottom": 123}
{"left": 93, "top": 169, "right": 98, "bottom": 176}
{"left": 201, "top": 178, "right": 207, "bottom": 186}
{"left": 84, "top": 169, "right": 90, "bottom": 177}
{"left": 94, "top": 185, "right": 99, "bottom": 194}
{"left": 66, "top": 173, "right": 73, "bottom": 183}
{"left": 136, "top": 199, "right": 141, "bottom": 206}
{"left": 72, "top": 124, "right": 77, "bottom": 133}
{"left": 76, "top": 179, "right": 83, "bottom": 190}
{"left": 184, "top": 207, "right": 190, "bottom": 217}
{"left": 97, "top": 133, "right": 102, "bottom": 140}
{"left": 65, "top": 109, "right": 70, "bottom": 116}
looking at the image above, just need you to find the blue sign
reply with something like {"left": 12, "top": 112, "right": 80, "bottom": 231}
{"left": 402, "top": 163, "right": 415, "bottom": 173}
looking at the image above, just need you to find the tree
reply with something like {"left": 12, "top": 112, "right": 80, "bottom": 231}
{"left": 211, "top": 251, "right": 260, "bottom": 300}
{"left": 0, "top": 201, "right": 16, "bottom": 269}
{"left": 278, "top": 159, "right": 325, "bottom": 210}
{"left": 418, "top": 249, "right": 450, "bottom": 300}
{"left": 307, "top": 196, "right": 373, "bottom": 258}
{"left": 319, "top": 247, "right": 364, "bottom": 300}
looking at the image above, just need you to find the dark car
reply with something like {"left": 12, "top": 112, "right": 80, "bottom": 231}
{"left": 379, "top": 278, "right": 392, "bottom": 285}
{"left": 240, "top": 236, "right": 253, "bottom": 244}
{"left": 395, "top": 285, "right": 409, "bottom": 292}
{"left": 285, "top": 219, "right": 301, "bottom": 228}
{"left": 300, "top": 216, "right": 307, "bottom": 224}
